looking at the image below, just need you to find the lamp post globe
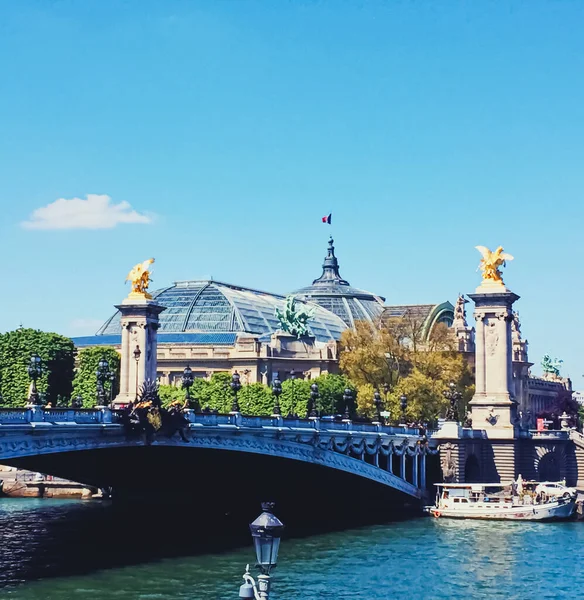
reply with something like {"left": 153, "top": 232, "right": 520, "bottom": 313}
{"left": 182, "top": 365, "right": 194, "bottom": 399}
{"left": 249, "top": 502, "right": 285, "bottom": 575}
{"left": 27, "top": 354, "right": 42, "bottom": 405}
{"left": 271, "top": 378, "right": 282, "bottom": 417}
{"left": 230, "top": 371, "right": 242, "bottom": 413}
{"left": 342, "top": 388, "right": 353, "bottom": 421}
{"left": 309, "top": 383, "right": 319, "bottom": 418}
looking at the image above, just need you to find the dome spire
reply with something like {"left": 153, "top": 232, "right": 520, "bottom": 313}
{"left": 312, "top": 237, "right": 350, "bottom": 286}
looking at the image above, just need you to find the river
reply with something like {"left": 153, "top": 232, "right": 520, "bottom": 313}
{"left": 1, "top": 498, "right": 583, "bottom": 599}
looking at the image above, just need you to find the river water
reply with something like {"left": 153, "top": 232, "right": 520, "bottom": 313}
{"left": 1, "top": 498, "right": 583, "bottom": 599}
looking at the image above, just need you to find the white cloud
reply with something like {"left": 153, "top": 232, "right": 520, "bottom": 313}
{"left": 21, "top": 194, "right": 154, "bottom": 230}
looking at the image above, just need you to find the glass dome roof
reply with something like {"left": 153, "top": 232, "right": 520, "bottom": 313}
{"left": 97, "top": 280, "right": 347, "bottom": 343}
{"left": 292, "top": 238, "right": 385, "bottom": 327}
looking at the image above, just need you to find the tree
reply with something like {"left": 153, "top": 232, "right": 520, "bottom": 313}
{"left": 0, "top": 328, "right": 75, "bottom": 407}
{"left": 339, "top": 321, "right": 406, "bottom": 390}
{"left": 158, "top": 383, "right": 188, "bottom": 407}
{"left": 279, "top": 378, "right": 310, "bottom": 417}
{"left": 339, "top": 317, "right": 473, "bottom": 424}
{"left": 238, "top": 383, "right": 274, "bottom": 415}
{"left": 71, "top": 346, "right": 120, "bottom": 407}
{"left": 312, "top": 373, "right": 356, "bottom": 416}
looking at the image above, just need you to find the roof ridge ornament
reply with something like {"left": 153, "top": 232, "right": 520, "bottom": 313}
{"left": 312, "top": 237, "right": 350, "bottom": 287}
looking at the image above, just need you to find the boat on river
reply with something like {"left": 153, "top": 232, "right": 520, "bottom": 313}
{"left": 428, "top": 480, "right": 577, "bottom": 521}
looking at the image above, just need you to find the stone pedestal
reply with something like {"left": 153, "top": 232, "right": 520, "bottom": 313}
{"left": 114, "top": 297, "right": 166, "bottom": 406}
{"left": 468, "top": 283, "right": 519, "bottom": 439}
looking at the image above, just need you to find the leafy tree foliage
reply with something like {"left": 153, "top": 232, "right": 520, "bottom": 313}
{"left": 340, "top": 318, "right": 473, "bottom": 424}
{"left": 0, "top": 328, "right": 75, "bottom": 407}
{"left": 71, "top": 346, "right": 120, "bottom": 407}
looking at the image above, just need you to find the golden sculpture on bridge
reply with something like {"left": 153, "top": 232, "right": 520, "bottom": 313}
{"left": 126, "top": 258, "right": 155, "bottom": 299}
{"left": 475, "top": 246, "right": 513, "bottom": 285}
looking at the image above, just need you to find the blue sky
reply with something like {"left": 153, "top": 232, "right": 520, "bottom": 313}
{"left": 0, "top": 1, "right": 582, "bottom": 382}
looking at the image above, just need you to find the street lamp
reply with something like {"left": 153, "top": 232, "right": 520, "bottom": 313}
{"left": 308, "top": 383, "right": 319, "bottom": 419}
{"left": 230, "top": 371, "right": 242, "bottom": 413}
{"left": 271, "top": 378, "right": 282, "bottom": 417}
{"left": 342, "top": 388, "right": 353, "bottom": 422}
{"left": 27, "top": 354, "right": 42, "bottom": 405}
{"left": 96, "top": 356, "right": 110, "bottom": 406}
{"left": 240, "top": 502, "right": 285, "bottom": 599}
{"left": 133, "top": 345, "right": 141, "bottom": 400}
{"left": 182, "top": 364, "right": 194, "bottom": 404}
{"left": 108, "top": 370, "right": 116, "bottom": 405}
{"left": 400, "top": 394, "right": 408, "bottom": 425}
{"left": 443, "top": 381, "right": 462, "bottom": 422}
{"left": 373, "top": 389, "right": 383, "bottom": 424}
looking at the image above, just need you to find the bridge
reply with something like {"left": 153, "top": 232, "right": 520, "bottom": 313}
{"left": 0, "top": 407, "right": 438, "bottom": 521}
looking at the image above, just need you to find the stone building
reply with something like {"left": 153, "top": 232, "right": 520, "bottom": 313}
{"left": 73, "top": 239, "right": 454, "bottom": 385}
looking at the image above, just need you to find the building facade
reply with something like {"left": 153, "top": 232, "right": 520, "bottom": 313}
{"left": 74, "top": 239, "right": 454, "bottom": 385}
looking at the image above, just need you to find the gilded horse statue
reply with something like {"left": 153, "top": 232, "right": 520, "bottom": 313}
{"left": 475, "top": 246, "right": 513, "bottom": 285}
{"left": 126, "top": 258, "right": 155, "bottom": 299}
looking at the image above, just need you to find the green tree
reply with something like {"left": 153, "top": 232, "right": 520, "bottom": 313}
{"left": 158, "top": 384, "right": 187, "bottom": 407}
{"left": 279, "top": 378, "right": 310, "bottom": 417}
{"left": 313, "top": 373, "right": 356, "bottom": 416}
{"left": 239, "top": 383, "right": 274, "bottom": 415}
{"left": 71, "top": 346, "right": 120, "bottom": 407}
{"left": 0, "top": 328, "right": 75, "bottom": 407}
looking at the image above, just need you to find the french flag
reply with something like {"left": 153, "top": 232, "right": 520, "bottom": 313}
{"left": 322, "top": 213, "right": 332, "bottom": 224}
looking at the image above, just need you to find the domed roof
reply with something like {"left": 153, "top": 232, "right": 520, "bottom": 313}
{"left": 97, "top": 280, "right": 347, "bottom": 343}
{"left": 292, "top": 238, "right": 385, "bottom": 327}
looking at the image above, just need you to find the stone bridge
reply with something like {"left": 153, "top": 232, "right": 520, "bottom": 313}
{"left": 0, "top": 407, "right": 439, "bottom": 522}
{"left": 438, "top": 426, "right": 584, "bottom": 488}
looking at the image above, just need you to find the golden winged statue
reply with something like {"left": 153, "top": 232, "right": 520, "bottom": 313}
{"left": 126, "top": 258, "right": 155, "bottom": 299}
{"left": 475, "top": 246, "right": 513, "bottom": 285}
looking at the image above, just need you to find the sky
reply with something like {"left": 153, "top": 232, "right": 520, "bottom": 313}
{"left": 0, "top": 1, "right": 583, "bottom": 382}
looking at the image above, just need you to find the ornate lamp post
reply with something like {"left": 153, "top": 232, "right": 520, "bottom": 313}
{"left": 400, "top": 394, "right": 408, "bottom": 425}
{"left": 230, "top": 371, "right": 242, "bottom": 413}
{"left": 133, "top": 345, "right": 141, "bottom": 400}
{"left": 271, "top": 378, "right": 282, "bottom": 417}
{"left": 308, "top": 383, "right": 319, "bottom": 419}
{"left": 443, "top": 381, "right": 462, "bottom": 422}
{"left": 182, "top": 365, "right": 194, "bottom": 406}
{"left": 108, "top": 369, "right": 116, "bottom": 406}
{"left": 96, "top": 357, "right": 110, "bottom": 406}
{"left": 239, "top": 502, "right": 285, "bottom": 600}
{"left": 342, "top": 388, "right": 353, "bottom": 422}
{"left": 373, "top": 389, "right": 383, "bottom": 424}
{"left": 27, "top": 354, "right": 42, "bottom": 405}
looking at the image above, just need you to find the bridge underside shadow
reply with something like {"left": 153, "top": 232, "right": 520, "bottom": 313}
{"left": 6, "top": 446, "right": 422, "bottom": 530}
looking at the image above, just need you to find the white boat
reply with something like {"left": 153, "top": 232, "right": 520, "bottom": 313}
{"left": 428, "top": 480, "right": 576, "bottom": 521}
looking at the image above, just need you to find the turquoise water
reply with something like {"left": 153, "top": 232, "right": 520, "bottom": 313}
{"left": 1, "top": 499, "right": 583, "bottom": 599}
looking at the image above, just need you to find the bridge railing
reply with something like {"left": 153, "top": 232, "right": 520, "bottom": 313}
{"left": 0, "top": 407, "right": 110, "bottom": 425}
{"left": 0, "top": 407, "right": 422, "bottom": 437}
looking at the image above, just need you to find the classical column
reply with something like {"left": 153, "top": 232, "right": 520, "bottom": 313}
{"left": 114, "top": 298, "right": 166, "bottom": 406}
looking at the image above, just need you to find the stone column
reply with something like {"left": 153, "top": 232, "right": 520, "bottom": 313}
{"left": 468, "top": 286, "right": 519, "bottom": 440}
{"left": 114, "top": 298, "right": 166, "bottom": 406}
